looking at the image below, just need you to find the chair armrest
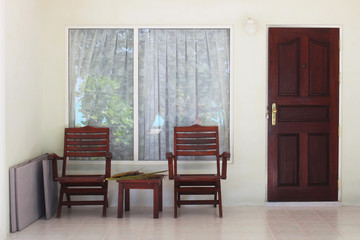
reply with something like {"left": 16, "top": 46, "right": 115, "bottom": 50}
{"left": 47, "top": 153, "right": 64, "bottom": 160}
{"left": 220, "top": 152, "right": 230, "bottom": 179}
{"left": 105, "top": 152, "right": 113, "bottom": 178}
{"left": 47, "top": 153, "right": 64, "bottom": 180}
{"left": 166, "top": 152, "right": 174, "bottom": 180}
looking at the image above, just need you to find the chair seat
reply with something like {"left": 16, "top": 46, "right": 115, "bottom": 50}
{"left": 57, "top": 176, "right": 105, "bottom": 184}
{"left": 176, "top": 187, "right": 218, "bottom": 194}
{"left": 175, "top": 175, "right": 220, "bottom": 189}
{"left": 174, "top": 174, "right": 220, "bottom": 182}
{"left": 60, "top": 188, "right": 107, "bottom": 195}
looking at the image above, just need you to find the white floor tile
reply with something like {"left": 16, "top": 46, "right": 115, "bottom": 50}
{"left": 8, "top": 206, "right": 360, "bottom": 240}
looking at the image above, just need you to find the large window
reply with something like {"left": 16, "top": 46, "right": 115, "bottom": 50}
{"left": 68, "top": 27, "right": 231, "bottom": 161}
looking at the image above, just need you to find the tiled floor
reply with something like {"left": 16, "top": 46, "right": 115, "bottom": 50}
{"left": 7, "top": 206, "right": 360, "bottom": 240}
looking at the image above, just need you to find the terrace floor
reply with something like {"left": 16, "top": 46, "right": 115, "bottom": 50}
{"left": 7, "top": 205, "right": 360, "bottom": 240}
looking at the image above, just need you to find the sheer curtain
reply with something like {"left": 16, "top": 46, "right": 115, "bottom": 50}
{"left": 138, "top": 29, "right": 230, "bottom": 160}
{"left": 68, "top": 29, "right": 134, "bottom": 160}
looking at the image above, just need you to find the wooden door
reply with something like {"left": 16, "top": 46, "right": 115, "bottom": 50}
{"left": 268, "top": 28, "right": 339, "bottom": 201}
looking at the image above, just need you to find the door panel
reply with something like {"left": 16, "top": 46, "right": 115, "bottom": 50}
{"left": 278, "top": 39, "right": 300, "bottom": 96}
{"left": 309, "top": 39, "right": 330, "bottom": 95}
{"left": 278, "top": 134, "right": 299, "bottom": 186}
{"left": 268, "top": 28, "right": 339, "bottom": 201}
{"left": 308, "top": 134, "right": 329, "bottom": 186}
{"left": 278, "top": 106, "right": 329, "bottom": 122}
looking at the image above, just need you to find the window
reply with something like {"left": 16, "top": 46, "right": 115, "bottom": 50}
{"left": 68, "top": 27, "right": 231, "bottom": 161}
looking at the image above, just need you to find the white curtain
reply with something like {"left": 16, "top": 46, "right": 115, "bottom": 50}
{"left": 68, "top": 29, "right": 134, "bottom": 160}
{"left": 138, "top": 29, "right": 230, "bottom": 160}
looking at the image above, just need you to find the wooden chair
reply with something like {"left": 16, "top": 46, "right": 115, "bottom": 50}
{"left": 166, "top": 124, "right": 230, "bottom": 218}
{"left": 48, "top": 126, "right": 112, "bottom": 217}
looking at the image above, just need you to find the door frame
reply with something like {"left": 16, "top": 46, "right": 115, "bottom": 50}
{"left": 265, "top": 24, "right": 343, "bottom": 202}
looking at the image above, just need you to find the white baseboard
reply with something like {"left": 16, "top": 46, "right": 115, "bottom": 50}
{"left": 266, "top": 202, "right": 342, "bottom": 207}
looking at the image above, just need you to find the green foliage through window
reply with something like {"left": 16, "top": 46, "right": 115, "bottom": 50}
{"left": 76, "top": 76, "right": 133, "bottom": 160}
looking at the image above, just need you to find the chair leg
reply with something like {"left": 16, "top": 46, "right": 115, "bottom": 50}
{"left": 214, "top": 193, "right": 217, "bottom": 207}
{"left": 66, "top": 193, "right": 71, "bottom": 208}
{"left": 102, "top": 192, "right": 107, "bottom": 217}
{"left": 174, "top": 190, "right": 178, "bottom": 218}
{"left": 218, "top": 186, "right": 223, "bottom": 218}
{"left": 57, "top": 186, "right": 65, "bottom": 218}
{"left": 177, "top": 193, "right": 181, "bottom": 208}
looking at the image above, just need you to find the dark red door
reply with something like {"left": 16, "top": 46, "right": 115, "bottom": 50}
{"left": 268, "top": 28, "right": 339, "bottom": 201}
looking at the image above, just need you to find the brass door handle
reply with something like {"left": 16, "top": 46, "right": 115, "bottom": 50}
{"left": 272, "top": 103, "right": 277, "bottom": 126}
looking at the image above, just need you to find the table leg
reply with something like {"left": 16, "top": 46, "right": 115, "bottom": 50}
{"left": 118, "top": 184, "right": 124, "bottom": 218}
{"left": 125, "top": 189, "right": 130, "bottom": 211}
{"left": 159, "top": 181, "right": 163, "bottom": 212}
{"left": 153, "top": 185, "right": 159, "bottom": 218}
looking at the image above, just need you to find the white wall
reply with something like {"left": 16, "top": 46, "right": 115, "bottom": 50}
{"left": 4, "top": 0, "right": 46, "bottom": 235}
{"left": 1, "top": 0, "right": 7, "bottom": 238}
{"left": 5, "top": 0, "right": 45, "bottom": 166}
{"left": 4, "top": 0, "right": 360, "bottom": 235}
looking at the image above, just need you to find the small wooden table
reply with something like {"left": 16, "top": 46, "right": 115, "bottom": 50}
{"left": 117, "top": 176, "right": 164, "bottom": 218}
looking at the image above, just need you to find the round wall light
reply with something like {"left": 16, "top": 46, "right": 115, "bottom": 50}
{"left": 244, "top": 18, "right": 257, "bottom": 35}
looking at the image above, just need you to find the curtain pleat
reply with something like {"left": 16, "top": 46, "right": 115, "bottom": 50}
{"left": 138, "top": 29, "right": 230, "bottom": 160}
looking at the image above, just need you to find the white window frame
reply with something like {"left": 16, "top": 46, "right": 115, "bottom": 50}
{"left": 65, "top": 25, "right": 234, "bottom": 165}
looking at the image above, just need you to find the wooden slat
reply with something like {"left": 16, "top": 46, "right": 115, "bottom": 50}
{"left": 177, "top": 139, "right": 216, "bottom": 144}
{"left": 66, "top": 152, "right": 107, "bottom": 157}
{"left": 62, "top": 201, "right": 105, "bottom": 205}
{"left": 63, "top": 189, "right": 105, "bottom": 195}
{"left": 176, "top": 151, "right": 217, "bottom": 156}
{"left": 177, "top": 187, "right": 217, "bottom": 194}
{"left": 66, "top": 134, "right": 108, "bottom": 139}
{"left": 176, "top": 181, "right": 218, "bottom": 186}
{"left": 66, "top": 146, "right": 107, "bottom": 151}
{"left": 175, "top": 125, "right": 218, "bottom": 132}
{"left": 176, "top": 133, "right": 216, "bottom": 138}
{"left": 62, "top": 182, "right": 105, "bottom": 187}
{"left": 66, "top": 126, "right": 108, "bottom": 133}
{"left": 66, "top": 140, "right": 107, "bottom": 145}
{"left": 179, "top": 200, "right": 219, "bottom": 205}
{"left": 177, "top": 145, "right": 217, "bottom": 150}
{"left": 64, "top": 174, "right": 105, "bottom": 178}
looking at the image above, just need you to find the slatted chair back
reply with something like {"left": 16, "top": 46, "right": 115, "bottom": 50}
{"left": 62, "top": 126, "right": 111, "bottom": 178}
{"left": 48, "top": 125, "right": 112, "bottom": 217}
{"left": 167, "top": 124, "right": 230, "bottom": 218}
{"left": 173, "top": 125, "right": 221, "bottom": 176}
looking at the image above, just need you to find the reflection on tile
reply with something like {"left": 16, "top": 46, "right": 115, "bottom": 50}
{"left": 8, "top": 206, "right": 360, "bottom": 240}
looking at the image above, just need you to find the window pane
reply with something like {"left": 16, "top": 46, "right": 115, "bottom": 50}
{"left": 68, "top": 29, "right": 134, "bottom": 160}
{"left": 138, "top": 29, "right": 230, "bottom": 160}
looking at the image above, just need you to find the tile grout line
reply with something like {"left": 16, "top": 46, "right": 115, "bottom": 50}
{"left": 314, "top": 208, "right": 343, "bottom": 238}
{"left": 285, "top": 208, "right": 312, "bottom": 240}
